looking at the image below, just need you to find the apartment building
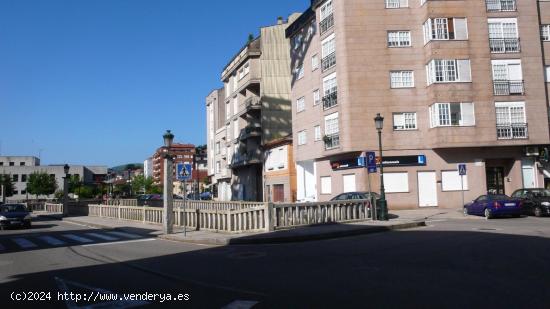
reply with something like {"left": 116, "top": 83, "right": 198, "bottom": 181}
{"left": 286, "top": 0, "right": 550, "bottom": 209}
{"left": 0, "top": 156, "right": 108, "bottom": 200}
{"left": 206, "top": 88, "right": 233, "bottom": 201}
{"left": 211, "top": 15, "right": 300, "bottom": 201}
{"left": 152, "top": 143, "right": 195, "bottom": 186}
{"left": 264, "top": 136, "right": 297, "bottom": 202}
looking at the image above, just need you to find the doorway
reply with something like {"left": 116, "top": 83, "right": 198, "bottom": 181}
{"left": 273, "top": 184, "right": 285, "bottom": 202}
{"left": 486, "top": 167, "right": 505, "bottom": 194}
{"left": 418, "top": 171, "right": 438, "bottom": 207}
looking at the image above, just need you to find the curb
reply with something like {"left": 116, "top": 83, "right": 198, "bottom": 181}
{"left": 159, "top": 221, "right": 426, "bottom": 246}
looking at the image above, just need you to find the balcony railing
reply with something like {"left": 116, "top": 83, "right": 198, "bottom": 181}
{"left": 486, "top": 0, "right": 516, "bottom": 12}
{"left": 321, "top": 52, "right": 336, "bottom": 72}
{"left": 489, "top": 38, "right": 521, "bottom": 53}
{"left": 496, "top": 123, "right": 528, "bottom": 139}
{"left": 322, "top": 90, "right": 338, "bottom": 110}
{"left": 230, "top": 153, "right": 262, "bottom": 169}
{"left": 324, "top": 133, "right": 340, "bottom": 150}
{"left": 493, "top": 80, "right": 524, "bottom": 96}
{"left": 319, "top": 14, "right": 334, "bottom": 35}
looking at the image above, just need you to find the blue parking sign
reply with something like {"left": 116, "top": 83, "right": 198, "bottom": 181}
{"left": 176, "top": 163, "right": 192, "bottom": 181}
{"left": 458, "top": 164, "right": 467, "bottom": 176}
{"left": 366, "top": 151, "right": 377, "bottom": 173}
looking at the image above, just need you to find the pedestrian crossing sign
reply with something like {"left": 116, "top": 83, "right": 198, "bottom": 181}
{"left": 177, "top": 163, "right": 192, "bottom": 181}
{"left": 458, "top": 164, "right": 467, "bottom": 176}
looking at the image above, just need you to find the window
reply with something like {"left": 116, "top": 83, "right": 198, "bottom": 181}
{"left": 232, "top": 75, "right": 238, "bottom": 93}
{"left": 293, "top": 34, "right": 303, "bottom": 50}
{"left": 9, "top": 162, "right": 14, "bottom": 166}
{"left": 319, "top": 0, "right": 334, "bottom": 34}
{"left": 312, "top": 54, "right": 319, "bottom": 71}
{"left": 313, "top": 89, "right": 320, "bottom": 106}
{"left": 383, "top": 172, "right": 409, "bottom": 193}
{"left": 390, "top": 71, "right": 414, "bottom": 88}
{"left": 423, "top": 18, "right": 468, "bottom": 43}
{"left": 324, "top": 113, "right": 339, "bottom": 136}
{"left": 21, "top": 174, "right": 27, "bottom": 182}
{"left": 430, "top": 103, "right": 475, "bottom": 127}
{"left": 343, "top": 174, "right": 356, "bottom": 192}
{"left": 233, "top": 121, "right": 239, "bottom": 139}
{"left": 298, "top": 130, "right": 307, "bottom": 146}
{"left": 320, "top": 0, "right": 333, "bottom": 21}
{"left": 243, "top": 62, "right": 250, "bottom": 75}
{"left": 296, "top": 97, "right": 305, "bottom": 113}
{"left": 295, "top": 63, "right": 304, "bottom": 80}
{"left": 388, "top": 31, "right": 411, "bottom": 47}
{"left": 442, "top": 171, "right": 469, "bottom": 191}
{"left": 542, "top": 25, "right": 550, "bottom": 41}
{"left": 393, "top": 112, "right": 417, "bottom": 130}
{"left": 385, "top": 0, "right": 408, "bottom": 8}
{"left": 545, "top": 66, "right": 550, "bottom": 82}
{"left": 321, "top": 176, "right": 332, "bottom": 194}
{"left": 216, "top": 142, "right": 220, "bottom": 154}
{"left": 314, "top": 125, "right": 322, "bottom": 141}
{"left": 0, "top": 162, "right": 3, "bottom": 166}
{"left": 321, "top": 34, "right": 336, "bottom": 71}
{"left": 13, "top": 174, "right": 19, "bottom": 182}
{"left": 488, "top": 18, "right": 520, "bottom": 53}
{"left": 486, "top": 0, "right": 517, "bottom": 12}
{"left": 233, "top": 98, "right": 238, "bottom": 116}
{"left": 491, "top": 59, "right": 524, "bottom": 95}
{"left": 225, "top": 102, "right": 231, "bottom": 120}
{"left": 216, "top": 161, "right": 221, "bottom": 174}
{"left": 19, "top": 162, "right": 25, "bottom": 166}
{"left": 426, "top": 59, "right": 471, "bottom": 84}
{"left": 495, "top": 101, "right": 527, "bottom": 139}
{"left": 13, "top": 190, "right": 18, "bottom": 195}
{"left": 323, "top": 73, "right": 338, "bottom": 109}
{"left": 21, "top": 190, "right": 26, "bottom": 195}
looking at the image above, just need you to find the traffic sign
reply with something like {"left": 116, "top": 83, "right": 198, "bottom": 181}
{"left": 176, "top": 163, "right": 192, "bottom": 181}
{"left": 366, "top": 151, "right": 377, "bottom": 173}
{"left": 458, "top": 164, "right": 467, "bottom": 176}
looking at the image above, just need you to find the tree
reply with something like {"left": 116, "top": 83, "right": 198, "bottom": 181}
{"left": 68, "top": 174, "right": 82, "bottom": 194}
{"left": 0, "top": 174, "right": 15, "bottom": 197}
{"left": 131, "top": 175, "right": 158, "bottom": 194}
{"left": 27, "top": 171, "right": 58, "bottom": 199}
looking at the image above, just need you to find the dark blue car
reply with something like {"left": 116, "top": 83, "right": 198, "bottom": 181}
{"left": 464, "top": 194, "right": 522, "bottom": 219}
{"left": 0, "top": 204, "right": 32, "bottom": 229}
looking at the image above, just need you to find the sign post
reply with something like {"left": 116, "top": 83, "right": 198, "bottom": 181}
{"left": 177, "top": 163, "right": 193, "bottom": 236}
{"left": 366, "top": 152, "right": 377, "bottom": 221}
{"left": 458, "top": 164, "right": 467, "bottom": 210}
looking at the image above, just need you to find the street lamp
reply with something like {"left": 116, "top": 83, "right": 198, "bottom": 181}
{"left": 374, "top": 114, "right": 388, "bottom": 221}
{"left": 162, "top": 130, "right": 175, "bottom": 234}
{"left": 63, "top": 164, "right": 70, "bottom": 217}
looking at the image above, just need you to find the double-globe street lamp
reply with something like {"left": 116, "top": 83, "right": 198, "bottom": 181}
{"left": 374, "top": 113, "right": 388, "bottom": 221}
{"left": 63, "top": 163, "right": 70, "bottom": 217}
{"left": 162, "top": 130, "right": 175, "bottom": 234}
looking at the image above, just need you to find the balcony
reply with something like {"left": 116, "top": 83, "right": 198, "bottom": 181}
{"left": 493, "top": 80, "right": 524, "bottom": 96}
{"left": 239, "top": 125, "right": 262, "bottom": 141}
{"left": 239, "top": 96, "right": 261, "bottom": 118}
{"left": 489, "top": 38, "right": 521, "bottom": 53}
{"left": 321, "top": 52, "right": 336, "bottom": 72}
{"left": 319, "top": 14, "right": 334, "bottom": 35}
{"left": 322, "top": 91, "right": 338, "bottom": 110}
{"left": 497, "top": 123, "right": 528, "bottom": 139}
{"left": 324, "top": 133, "right": 340, "bottom": 150}
{"left": 229, "top": 153, "right": 262, "bottom": 169}
{"left": 486, "top": 0, "right": 516, "bottom": 12}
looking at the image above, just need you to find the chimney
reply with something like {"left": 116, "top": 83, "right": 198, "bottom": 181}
{"left": 277, "top": 16, "right": 284, "bottom": 25}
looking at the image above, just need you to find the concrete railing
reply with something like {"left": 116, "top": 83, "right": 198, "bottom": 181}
{"left": 104, "top": 199, "right": 138, "bottom": 206}
{"left": 22, "top": 202, "right": 63, "bottom": 213}
{"left": 273, "top": 199, "right": 371, "bottom": 229}
{"left": 87, "top": 199, "right": 371, "bottom": 233}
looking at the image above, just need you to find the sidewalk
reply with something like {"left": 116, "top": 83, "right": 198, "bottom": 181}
{"left": 54, "top": 212, "right": 429, "bottom": 246}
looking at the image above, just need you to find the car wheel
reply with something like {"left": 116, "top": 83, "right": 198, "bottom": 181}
{"left": 463, "top": 207, "right": 469, "bottom": 216}
{"left": 534, "top": 207, "right": 542, "bottom": 217}
{"left": 484, "top": 208, "right": 493, "bottom": 219}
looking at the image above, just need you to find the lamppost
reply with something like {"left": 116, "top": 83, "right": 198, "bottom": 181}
{"left": 162, "top": 130, "right": 175, "bottom": 234}
{"left": 63, "top": 164, "right": 70, "bottom": 217}
{"left": 374, "top": 114, "right": 388, "bottom": 221}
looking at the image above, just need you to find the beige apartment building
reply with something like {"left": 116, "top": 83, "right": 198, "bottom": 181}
{"left": 286, "top": 0, "right": 550, "bottom": 209}
{"left": 207, "top": 15, "right": 300, "bottom": 201}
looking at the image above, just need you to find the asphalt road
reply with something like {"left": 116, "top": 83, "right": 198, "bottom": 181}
{"left": 1, "top": 214, "right": 549, "bottom": 308}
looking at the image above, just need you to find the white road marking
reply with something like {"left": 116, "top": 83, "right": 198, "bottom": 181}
{"left": 62, "top": 234, "right": 93, "bottom": 243}
{"left": 105, "top": 231, "right": 141, "bottom": 239}
{"left": 12, "top": 238, "right": 37, "bottom": 249}
{"left": 85, "top": 233, "right": 119, "bottom": 241}
{"left": 38, "top": 236, "right": 66, "bottom": 246}
{"left": 82, "top": 238, "right": 155, "bottom": 247}
{"left": 221, "top": 300, "right": 259, "bottom": 309}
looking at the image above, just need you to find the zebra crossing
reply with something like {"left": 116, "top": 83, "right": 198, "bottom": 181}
{"left": 0, "top": 231, "right": 146, "bottom": 253}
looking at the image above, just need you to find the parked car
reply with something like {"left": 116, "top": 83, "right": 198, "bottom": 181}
{"left": 463, "top": 194, "right": 522, "bottom": 219}
{"left": 0, "top": 203, "right": 32, "bottom": 229}
{"left": 511, "top": 188, "right": 550, "bottom": 217}
{"left": 331, "top": 191, "right": 380, "bottom": 201}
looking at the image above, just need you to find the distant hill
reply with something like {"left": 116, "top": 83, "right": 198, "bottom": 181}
{"left": 110, "top": 163, "right": 144, "bottom": 172}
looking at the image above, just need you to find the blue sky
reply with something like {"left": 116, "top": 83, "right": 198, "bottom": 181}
{"left": 0, "top": 0, "right": 308, "bottom": 167}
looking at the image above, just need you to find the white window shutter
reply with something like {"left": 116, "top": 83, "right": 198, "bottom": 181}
{"left": 399, "top": 0, "right": 408, "bottom": 7}
{"left": 454, "top": 18, "right": 468, "bottom": 40}
{"left": 393, "top": 114, "right": 405, "bottom": 128}
{"left": 460, "top": 103, "right": 475, "bottom": 126}
{"left": 545, "top": 66, "right": 550, "bottom": 82}
{"left": 458, "top": 60, "right": 471, "bottom": 82}
{"left": 508, "top": 63, "right": 523, "bottom": 80}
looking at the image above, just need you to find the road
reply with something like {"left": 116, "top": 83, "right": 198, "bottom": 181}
{"left": 1, "top": 214, "right": 550, "bottom": 308}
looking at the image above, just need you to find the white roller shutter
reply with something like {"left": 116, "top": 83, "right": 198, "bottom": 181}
{"left": 454, "top": 18, "right": 468, "bottom": 40}
{"left": 458, "top": 60, "right": 472, "bottom": 82}
{"left": 399, "top": 0, "right": 408, "bottom": 7}
{"left": 461, "top": 103, "right": 476, "bottom": 126}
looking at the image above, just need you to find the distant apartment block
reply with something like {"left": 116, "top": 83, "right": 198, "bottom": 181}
{"left": 286, "top": 0, "right": 550, "bottom": 209}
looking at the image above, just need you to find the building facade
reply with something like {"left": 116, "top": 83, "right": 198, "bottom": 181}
{"left": 152, "top": 143, "right": 195, "bottom": 186}
{"left": 210, "top": 15, "right": 300, "bottom": 201}
{"left": 0, "top": 156, "right": 108, "bottom": 200}
{"left": 264, "top": 136, "right": 297, "bottom": 202}
{"left": 287, "top": 0, "right": 550, "bottom": 209}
